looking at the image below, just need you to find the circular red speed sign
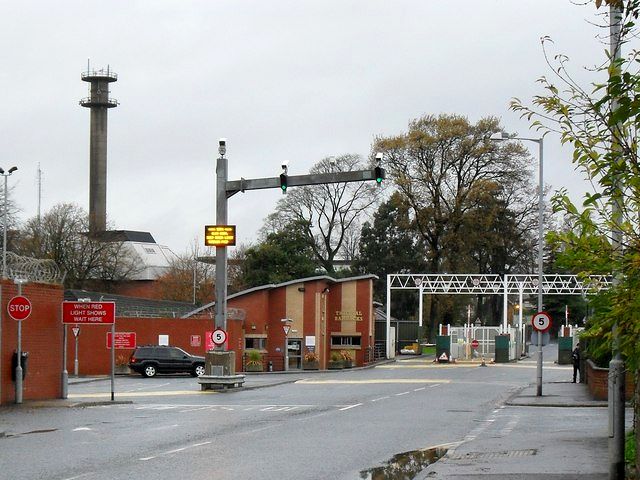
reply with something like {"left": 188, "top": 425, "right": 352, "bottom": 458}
{"left": 531, "top": 311, "right": 552, "bottom": 332}
{"left": 7, "top": 295, "right": 32, "bottom": 321}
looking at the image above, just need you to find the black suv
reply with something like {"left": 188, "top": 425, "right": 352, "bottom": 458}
{"left": 128, "top": 346, "right": 206, "bottom": 378}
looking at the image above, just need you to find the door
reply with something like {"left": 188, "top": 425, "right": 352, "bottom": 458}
{"left": 287, "top": 339, "right": 302, "bottom": 370}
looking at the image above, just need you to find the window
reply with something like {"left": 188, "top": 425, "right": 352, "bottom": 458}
{"left": 245, "top": 337, "right": 267, "bottom": 350}
{"left": 331, "top": 336, "right": 361, "bottom": 347}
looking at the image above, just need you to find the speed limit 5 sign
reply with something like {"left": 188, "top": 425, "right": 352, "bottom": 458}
{"left": 531, "top": 311, "right": 552, "bottom": 332}
{"left": 211, "top": 328, "right": 228, "bottom": 346}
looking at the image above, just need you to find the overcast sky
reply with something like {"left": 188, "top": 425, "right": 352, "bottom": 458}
{"left": 0, "top": 1, "right": 616, "bottom": 254}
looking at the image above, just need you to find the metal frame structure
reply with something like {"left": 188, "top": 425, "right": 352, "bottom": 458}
{"left": 385, "top": 273, "right": 611, "bottom": 358}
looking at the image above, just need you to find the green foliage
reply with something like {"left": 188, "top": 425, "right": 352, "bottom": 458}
{"left": 626, "top": 430, "right": 636, "bottom": 467}
{"left": 240, "top": 219, "right": 319, "bottom": 288}
{"left": 246, "top": 350, "right": 263, "bottom": 367}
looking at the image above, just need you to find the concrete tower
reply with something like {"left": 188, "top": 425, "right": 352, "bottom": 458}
{"left": 80, "top": 65, "right": 118, "bottom": 234}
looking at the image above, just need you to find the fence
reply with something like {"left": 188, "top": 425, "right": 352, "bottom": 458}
{"left": 447, "top": 325, "right": 520, "bottom": 361}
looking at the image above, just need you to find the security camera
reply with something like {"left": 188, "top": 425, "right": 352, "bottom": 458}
{"left": 281, "top": 160, "right": 290, "bottom": 170}
{"left": 375, "top": 152, "right": 382, "bottom": 162}
{"left": 218, "top": 138, "right": 227, "bottom": 157}
{"left": 219, "top": 138, "right": 227, "bottom": 147}
{"left": 328, "top": 156, "right": 336, "bottom": 165}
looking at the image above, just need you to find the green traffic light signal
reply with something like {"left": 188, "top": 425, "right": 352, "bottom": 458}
{"left": 374, "top": 166, "right": 385, "bottom": 184}
{"left": 280, "top": 173, "right": 288, "bottom": 192}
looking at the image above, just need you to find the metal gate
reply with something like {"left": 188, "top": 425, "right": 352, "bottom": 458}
{"left": 449, "top": 325, "right": 521, "bottom": 361}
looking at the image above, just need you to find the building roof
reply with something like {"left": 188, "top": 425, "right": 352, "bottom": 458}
{"left": 181, "top": 274, "right": 378, "bottom": 319}
{"left": 98, "top": 230, "right": 157, "bottom": 243}
{"left": 65, "top": 289, "right": 197, "bottom": 318}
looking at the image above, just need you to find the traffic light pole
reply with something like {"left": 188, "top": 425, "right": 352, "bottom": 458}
{"left": 214, "top": 139, "right": 384, "bottom": 342}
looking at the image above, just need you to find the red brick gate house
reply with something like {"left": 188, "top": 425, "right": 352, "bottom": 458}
{"left": 184, "top": 275, "right": 378, "bottom": 372}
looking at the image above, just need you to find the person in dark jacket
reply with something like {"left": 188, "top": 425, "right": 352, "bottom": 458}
{"left": 572, "top": 343, "right": 581, "bottom": 383}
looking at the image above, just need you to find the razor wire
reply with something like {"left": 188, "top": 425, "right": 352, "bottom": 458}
{"left": 4, "top": 251, "right": 64, "bottom": 284}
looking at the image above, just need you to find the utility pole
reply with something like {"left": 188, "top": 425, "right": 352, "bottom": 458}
{"left": 608, "top": 3, "right": 625, "bottom": 479}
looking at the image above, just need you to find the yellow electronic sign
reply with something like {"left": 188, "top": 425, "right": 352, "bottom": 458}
{"left": 204, "top": 225, "right": 236, "bottom": 247}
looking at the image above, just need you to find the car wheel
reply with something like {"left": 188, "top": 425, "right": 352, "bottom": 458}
{"left": 143, "top": 364, "right": 157, "bottom": 378}
{"left": 193, "top": 364, "right": 206, "bottom": 377}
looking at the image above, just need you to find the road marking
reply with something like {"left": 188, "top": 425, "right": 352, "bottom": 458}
{"left": 429, "top": 383, "right": 441, "bottom": 388}
{"left": 295, "top": 379, "right": 450, "bottom": 385}
{"left": 395, "top": 391, "right": 410, "bottom": 396}
{"left": 339, "top": 403, "right": 363, "bottom": 411}
{"left": 72, "top": 427, "right": 92, "bottom": 432}
{"left": 139, "top": 441, "right": 212, "bottom": 461}
{"left": 414, "top": 387, "right": 426, "bottom": 392}
{"left": 376, "top": 364, "right": 479, "bottom": 369}
{"left": 69, "top": 390, "right": 216, "bottom": 399}
{"left": 371, "top": 396, "right": 390, "bottom": 402}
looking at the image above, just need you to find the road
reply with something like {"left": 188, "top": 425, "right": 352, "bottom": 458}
{"left": 0, "top": 346, "right": 572, "bottom": 480}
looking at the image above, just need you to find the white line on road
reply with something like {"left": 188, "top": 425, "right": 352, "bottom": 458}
{"left": 371, "top": 396, "right": 390, "bottom": 402}
{"left": 339, "top": 403, "right": 363, "bottom": 411}
{"left": 395, "top": 391, "right": 410, "bottom": 396}
{"left": 414, "top": 387, "right": 426, "bottom": 392}
{"left": 139, "top": 441, "right": 212, "bottom": 461}
{"left": 429, "top": 383, "right": 441, "bottom": 388}
{"left": 72, "top": 427, "right": 92, "bottom": 432}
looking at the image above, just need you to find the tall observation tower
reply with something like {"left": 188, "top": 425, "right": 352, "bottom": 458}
{"left": 80, "top": 65, "right": 118, "bottom": 235}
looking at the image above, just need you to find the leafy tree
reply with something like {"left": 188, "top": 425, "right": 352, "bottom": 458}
{"left": 15, "top": 203, "right": 142, "bottom": 289}
{"left": 264, "top": 154, "right": 381, "bottom": 274}
{"left": 375, "top": 114, "right": 538, "bottom": 336}
{"left": 511, "top": 0, "right": 640, "bottom": 469}
{"left": 240, "top": 220, "right": 320, "bottom": 288}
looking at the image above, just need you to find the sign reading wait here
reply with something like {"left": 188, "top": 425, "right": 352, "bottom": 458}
{"left": 62, "top": 301, "right": 115, "bottom": 325}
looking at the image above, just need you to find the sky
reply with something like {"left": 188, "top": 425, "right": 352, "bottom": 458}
{"left": 0, "top": 1, "right": 617, "bottom": 255}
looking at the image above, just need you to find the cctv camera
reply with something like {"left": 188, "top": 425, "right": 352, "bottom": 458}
{"left": 219, "top": 138, "right": 227, "bottom": 146}
{"left": 218, "top": 138, "right": 227, "bottom": 156}
{"left": 375, "top": 153, "right": 382, "bottom": 162}
{"left": 328, "top": 156, "right": 336, "bottom": 165}
{"left": 281, "top": 160, "right": 290, "bottom": 170}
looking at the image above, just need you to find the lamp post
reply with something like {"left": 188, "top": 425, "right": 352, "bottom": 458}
{"left": 0, "top": 165, "right": 16, "bottom": 406}
{"left": 492, "top": 133, "right": 545, "bottom": 396}
{"left": 1, "top": 166, "right": 17, "bottom": 277}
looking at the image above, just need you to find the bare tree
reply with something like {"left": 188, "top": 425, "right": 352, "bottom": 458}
{"left": 265, "top": 154, "right": 381, "bottom": 273}
{"left": 15, "top": 203, "right": 143, "bottom": 289}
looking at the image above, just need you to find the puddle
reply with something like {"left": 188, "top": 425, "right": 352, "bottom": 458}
{"left": 359, "top": 446, "right": 447, "bottom": 479}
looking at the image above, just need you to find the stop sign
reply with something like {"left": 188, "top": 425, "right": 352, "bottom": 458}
{"left": 471, "top": 339, "right": 479, "bottom": 349}
{"left": 7, "top": 296, "right": 32, "bottom": 321}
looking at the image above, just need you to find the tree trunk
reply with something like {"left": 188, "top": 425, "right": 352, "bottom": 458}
{"left": 635, "top": 367, "right": 639, "bottom": 479}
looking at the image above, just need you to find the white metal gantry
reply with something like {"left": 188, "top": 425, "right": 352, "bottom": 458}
{"left": 385, "top": 273, "right": 611, "bottom": 358}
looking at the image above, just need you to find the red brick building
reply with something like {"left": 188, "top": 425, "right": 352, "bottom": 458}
{"left": 66, "top": 275, "right": 376, "bottom": 376}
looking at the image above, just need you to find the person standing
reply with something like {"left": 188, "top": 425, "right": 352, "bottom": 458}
{"left": 572, "top": 342, "right": 581, "bottom": 383}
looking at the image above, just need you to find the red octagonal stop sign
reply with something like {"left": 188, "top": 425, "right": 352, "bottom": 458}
{"left": 8, "top": 295, "right": 32, "bottom": 321}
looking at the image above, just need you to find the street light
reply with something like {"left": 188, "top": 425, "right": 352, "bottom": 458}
{"left": 492, "top": 132, "right": 545, "bottom": 396}
{"left": 0, "top": 166, "right": 16, "bottom": 405}
{"left": 0, "top": 166, "right": 18, "bottom": 277}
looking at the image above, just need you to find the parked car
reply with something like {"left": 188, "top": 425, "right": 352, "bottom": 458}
{"left": 128, "top": 345, "right": 206, "bottom": 378}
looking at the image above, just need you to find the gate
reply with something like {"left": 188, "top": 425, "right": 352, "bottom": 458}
{"left": 448, "top": 326, "right": 502, "bottom": 360}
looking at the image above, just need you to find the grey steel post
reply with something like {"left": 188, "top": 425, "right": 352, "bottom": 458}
{"left": 74, "top": 330, "right": 79, "bottom": 376}
{"left": 61, "top": 324, "right": 68, "bottom": 399}
{"left": 110, "top": 323, "right": 115, "bottom": 401}
{"left": 14, "top": 280, "right": 23, "bottom": 404}
{"left": 215, "top": 139, "right": 228, "bottom": 338}
{"left": 536, "top": 137, "right": 544, "bottom": 397}
{"left": 608, "top": 4, "right": 625, "bottom": 479}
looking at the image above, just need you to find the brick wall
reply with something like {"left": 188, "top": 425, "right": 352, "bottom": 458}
{"left": 586, "top": 359, "right": 635, "bottom": 401}
{"left": 1, "top": 281, "right": 64, "bottom": 405}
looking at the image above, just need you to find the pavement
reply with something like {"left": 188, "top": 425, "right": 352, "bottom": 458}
{"left": 418, "top": 380, "right": 623, "bottom": 480}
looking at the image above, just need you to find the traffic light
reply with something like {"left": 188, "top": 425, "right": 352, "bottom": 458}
{"left": 279, "top": 172, "right": 288, "bottom": 193}
{"left": 374, "top": 166, "right": 385, "bottom": 184}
